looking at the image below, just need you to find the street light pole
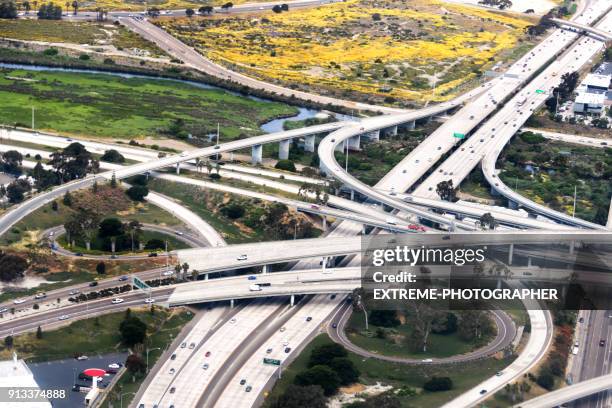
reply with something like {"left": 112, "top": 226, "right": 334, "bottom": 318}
{"left": 146, "top": 347, "right": 161, "bottom": 374}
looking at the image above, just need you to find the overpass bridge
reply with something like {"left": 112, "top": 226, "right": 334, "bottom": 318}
{"left": 551, "top": 17, "right": 612, "bottom": 42}
{"left": 514, "top": 373, "right": 612, "bottom": 408}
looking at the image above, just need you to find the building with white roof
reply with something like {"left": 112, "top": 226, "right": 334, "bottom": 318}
{"left": 0, "top": 353, "right": 52, "bottom": 408}
{"left": 573, "top": 91, "right": 606, "bottom": 114}
{"left": 576, "top": 73, "right": 611, "bottom": 94}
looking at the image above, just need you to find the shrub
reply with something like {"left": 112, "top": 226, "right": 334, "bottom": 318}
{"left": 275, "top": 159, "right": 296, "bottom": 172}
{"left": 423, "top": 376, "right": 453, "bottom": 392}
{"left": 43, "top": 48, "right": 59, "bottom": 56}
{"left": 79, "top": 54, "right": 90, "bottom": 60}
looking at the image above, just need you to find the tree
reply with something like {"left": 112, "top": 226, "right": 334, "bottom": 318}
{"left": 369, "top": 310, "right": 400, "bottom": 327}
{"left": 37, "top": 2, "right": 62, "bottom": 19}
{"left": 198, "top": 5, "right": 213, "bottom": 14}
{"left": 1, "top": 150, "right": 23, "bottom": 174}
{"left": 0, "top": 1, "right": 18, "bottom": 18}
{"left": 272, "top": 4, "right": 282, "bottom": 13}
{"left": 457, "top": 310, "right": 495, "bottom": 341}
{"left": 96, "top": 261, "right": 106, "bottom": 275}
{"left": 220, "top": 2, "right": 233, "bottom": 11}
{"left": 4, "top": 335, "right": 13, "bottom": 349}
{"left": 125, "top": 220, "right": 143, "bottom": 252}
{"left": 147, "top": 6, "right": 159, "bottom": 17}
{"left": 220, "top": 202, "right": 245, "bottom": 219}
{"left": 281, "top": 3, "right": 288, "bottom": 11}
{"left": 145, "top": 238, "right": 165, "bottom": 250}
{"left": 49, "top": 142, "right": 93, "bottom": 181}
{"left": 270, "top": 385, "right": 326, "bottom": 408}
{"left": 423, "top": 376, "right": 453, "bottom": 392}
{"left": 407, "top": 302, "right": 440, "bottom": 352}
{"left": 125, "top": 353, "right": 146, "bottom": 374}
{"left": 99, "top": 217, "right": 123, "bottom": 238}
{"left": 185, "top": 7, "right": 194, "bottom": 17}
{"left": 110, "top": 172, "right": 118, "bottom": 188}
{"left": 71, "top": 0, "right": 76, "bottom": 14}
{"left": 126, "top": 185, "right": 149, "bottom": 202}
{"left": 119, "top": 315, "right": 147, "bottom": 346}
{"left": 479, "top": 212, "right": 497, "bottom": 230}
{"left": 36, "top": 325, "right": 43, "bottom": 339}
{"left": 30, "top": 161, "right": 58, "bottom": 190}
{"left": 275, "top": 159, "right": 296, "bottom": 172}
{"left": 308, "top": 343, "right": 348, "bottom": 367}
{"left": 63, "top": 191, "right": 72, "bottom": 206}
{"left": 6, "top": 179, "right": 31, "bottom": 203}
{"left": 294, "top": 365, "right": 340, "bottom": 396}
{"left": 436, "top": 179, "right": 458, "bottom": 202}
{"left": 329, "top": 357, "right": 359, "bottom": 385}
{"left": 100, "top": 149, "right": 125, "bottom": 163}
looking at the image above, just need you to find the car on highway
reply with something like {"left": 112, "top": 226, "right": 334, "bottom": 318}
{"left": 162, "top": 270, "right": 174, "bottom": 276}
{"left": 118, "top": 276, "right": 129, "bottom": 282}
{"left": 89, "top": 281, "right": 98, "bottom": 287}
{"left": 34, "top": 292, "right": 47, "bottom": 300}
{"left": 189, "top": 343, "right": 196, "bottom": 349}
{"left": 171, "top": 354, "right": 176, "bottom": 360}
{"left": 111, "top": 298, "right": 124, "bottom": 304}
{"left": 76, "top": 355, "right": 88, "bottom": 361}
{"left": 144, "top": 298, "right": 155, "bottom": 304}
{"left": 169, "top": 368, "right": 175, "bottom": 375}
{"left": 310, "top": 204, "right": 320, "bottom": 209}
{"left": 246, "top": 386, "right": 252, "bottom": 392}
{"left": 169, "top": 387, "right": 176, "bottom": 394}
{"left": 385, "top": 218, "right": 397, "bottom": 225}
{"left": 422, "top": 359, "right": 433, "bottom": 363}
{"left": 496, "top": 371, "right": 503, "bottom": 377}
{"left": 181, "top": 342, "right": 187, "bottom": 348}
{"left": 266, "top": 348, "right": 273, "bottom": 354}
{"left": 205, "top": 351, "right": 211, "bottom": 357}
{"left": 214, "top": 145, "right": 220, "bottom": 149}
{"left": 237, "top": 254, "right": 248, "bottom": 261}
{"left": 279, "top": 327, "right": 286, "bottom": 332}
{"left": 240, "top": 379, "right": 247, "bottom": 385}
{"left": 230, "top": 318, "right": 237, "bottom": 324}
{"left": 148, "top": 252, "right": 158, "bottom": 257}
{"left": 284, "top": 347, "right": 291, "bottom": 353}
{"left": 0, "top": 307, "right": 8, "bottom": 314}
{"left": 306, "top": 316, "right": 312, "bottom": 322}
{"left": 247, "top": 275, "right": 257, "bottom": 281}
{"left": 13, "top": 298, "right": 27, "bottom": 305}
{"left": 58, "top": 314, "right": 70, "bottom": 321}
{"left": 202, "top": 363, "right": 209, "bottom": 370}
{"left": 69, "top": 289, "right": 80, "bottom": 295}
{"left": 600, "top": 339, "right": 606, "bottom": 347}
{"left": 332, "top": 323, "right": 338, "bottom": 329}
{"left": 108, "top": 363, "right": 121, "bottom": 369}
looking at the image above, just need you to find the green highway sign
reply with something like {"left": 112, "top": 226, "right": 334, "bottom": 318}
{"left": 535, "top": 89, "right": 546, "bottom": 94}
{"left": 133, "top": 276, "right": 150, "bottom": 290}
{"left": 263, "top": 358, "right": 281, "bottom": 366}
{"left": 453, "top": 132, "right": 466, "bottom": 139}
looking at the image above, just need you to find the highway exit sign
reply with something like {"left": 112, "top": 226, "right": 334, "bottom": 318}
{"left": 263, "top": 358, "right": 281, "bottom": 366}
{"left": 133, "top": 276, "right": 150, "bottom": 291}
{"left": 453, "top": 132, "right": 466, "bottom": 139}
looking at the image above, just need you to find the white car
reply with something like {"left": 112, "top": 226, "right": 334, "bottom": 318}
{"left": 108, "top": 363, "right": 121, "bottom": 369}
{"left": 111, "top": 298, "right": 124, "bottom": 304}
{"left": 76, "top": 355, "right": 88, "bottom": 361}
{"left": 58, "top": 314, "right": 69, "bottom": 321}
{"left": 144, "top": 298, "right": 155, "bottom": 304}
{"left": 230, "top": 318, "right": 237, "bottom": 324}
{"left": 13, "top": 298, "right": 27, "bottom": 305}
{"left": 237, "top": 254, "right": 248, "bottom": 261}
{"left": 69, "top": 290, "right": 80, "bottom": 295}
{"left": 162, "top": 270, "right": 174, "bottom": 276}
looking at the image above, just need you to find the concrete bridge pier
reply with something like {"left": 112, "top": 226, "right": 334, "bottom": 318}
{"left": 350, "top": 189, "right": 355, "bottom": 201}
{"left": 527, "top": 257, "right": 532, "bottom": 268}
{"left": 607, "top": 197, "right": 612, "bottom": 229}
{"left": 322, "top": 217, "right": 327, "bottom": 231}
{"left": 335, "top": 142, "right": 345, "bottom": 152}
{"left": 365, "top": 130, "right": 380, "bottom": 141}
{"left": 252, "top": 144, "right": 263, "bottom": 165}
{"left": 401, "top": 121, "right": 415, "bottom": 130}
{"left": 290, "top": 294, "right": 295, "bottom": 307}
{"left": 204, "top": 273, "right": 209, "bottom": 281}
{"left": 230, "top": 299, "right": 235, "bottom": 308}
{"left": 348, "top": 135, "right": 361, "bottom": 150}
{"left": 569, "top": 240, "right": 575, "bottom": 255}
{"left": 319, "top": 160, "right": 330, "bottom": 176}
{"left": 279, "top": 139, "right": 291, "bottom": 160}
{"left": 304, "top": 135, "right": 316, "bottom": 152}
{"left": 508, "top": 200, "right": 518, "bottom": 210}
{"left": 262, "top": 264, "right": 269, "bottom": 274}
{"left": 508, "top": 243, "right": 514, "bottom": 266}
{"left": 175, "top": 163, "right": 181, "bottom": 175}
{"left": 385, "top": 126, "right": 398, "bottom": 137}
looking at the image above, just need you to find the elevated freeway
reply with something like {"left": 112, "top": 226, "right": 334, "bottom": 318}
{"left": 514, "top": 373, "right": 612, "bottom": 408}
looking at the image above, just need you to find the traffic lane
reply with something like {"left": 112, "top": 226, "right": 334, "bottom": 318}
{"left": 0, "top": 288, "right": 173, "bottom": 336}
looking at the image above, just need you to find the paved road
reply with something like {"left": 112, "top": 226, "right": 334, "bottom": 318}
{"left": 521, "top": 127, "right": 612, "bottom": 149}
{"left": 514, "top": 373, "right": 612, "bottom": 408}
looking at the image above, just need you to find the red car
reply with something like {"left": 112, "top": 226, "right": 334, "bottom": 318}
{"left": 205, "top": 351, "right": 211, "bottom": 357}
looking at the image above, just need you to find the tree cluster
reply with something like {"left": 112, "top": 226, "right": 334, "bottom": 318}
{"left": 48, "top": 142, "right": 98, "bottom": 182}
{"left": 37, "top": 2, "right": 62, "bottom": 19}
{"left": 119, "top": 310, "right": 147, "bottom": 346}
{"left": 0, "top": 251, "right": 28, "bottom": 282}
{"left": 0, "top": 1, "right": 17, "bottom": 18}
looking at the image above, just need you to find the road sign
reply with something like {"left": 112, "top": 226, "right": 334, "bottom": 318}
{"left": 453, "top": 132, "right": 466, "bottom": 139}
{"left": 132, "top": 276, "right": 150, "bottom": 291}
{"left": 263, "top": 358, "right": 281, "bottom": 366}
{"left": 535, "top": 89, "right": 546, "bottom": 94}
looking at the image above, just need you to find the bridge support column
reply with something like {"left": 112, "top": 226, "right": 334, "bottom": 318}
{"left": 319, "top": 160, "right": 330, "bottom": 176}
{"left": 204, "top": 273, "right": 209, "bottom": 281}
{"left": 335, "top": 142, "right": 344, "bottom": 152}
{"left": 508, "top": 243, "right": 514, "bottom": 266}
{"left": 230, "top": 299, "right": 235, "bottom": 308}
{"left": 304, "top": 135, "right": 316, "bottom": 152}
{"left": 251, "top": 144, "right": 263, "bottom": 165}
{"left": 569, "top": 240, "right": 575, "bottom": 255}
{"left": 322, "top": 256, "right": 327, "bottom": 270}
{"left": 350, "top": 190, "right": 355, "bottom": 201}
{"left": 290, "top": 294, "right": 295, "bottom": 307}
{"left": 262, "top": 264, "right": 268, "bottom": 274}
{"left": 527, "top": 257, "right": 532, "bottom": 268}
{"left": 175, "top": 163, "right": 181, "bottom": 175}
{"left": 508, "top": 200, "right": 518, "bottom": 210}
{"left": 348, "top": 135, "right": 361, "bottom": 150}
{"left": 607, "top": 197, "right": 612, "bottom": 229}
{"left": 405, "top": 121, "right": 415, "bottom": 130}
{"left": 322, "top": 217, "right": 327, "bottom": 231}
{"left": 279, "top": 139, "right": 290, "bottom": 160}
{"left": 385, "top": 125, "right": 398, "bottom": 137}
{"left": 365, "top": 130, "right": 380, "bottom": 141}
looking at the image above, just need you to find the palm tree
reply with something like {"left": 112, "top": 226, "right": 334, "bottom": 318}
{"left": 71, "top": 0, "right": 78, "bottom": 15}
{"left": 23, "top": 1, "right": 30, "bottom": 13}
{"left": 126, "top": 220, "right": 143, "bottom": 252}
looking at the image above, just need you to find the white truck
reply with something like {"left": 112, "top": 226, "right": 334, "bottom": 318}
{"left": 249, "top": 284, "right": 262, "bottom": 292}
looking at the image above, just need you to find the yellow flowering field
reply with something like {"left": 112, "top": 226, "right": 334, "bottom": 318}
{"left": 157, "top": 0, "right": 535, "bottom": 106}
{"left": 74, "top": 0, "right": 264, "bottom": 12}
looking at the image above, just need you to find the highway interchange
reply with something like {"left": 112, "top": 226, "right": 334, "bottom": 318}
{"left": 1, "top": 1, "right": 612, "bottom": 407}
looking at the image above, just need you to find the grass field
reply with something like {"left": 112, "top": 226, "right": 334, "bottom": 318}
{"left": 158, "top": 0, "right": 534, "bottom": 106}
{"left": 0, "top": 19, "right": 165, "bottom": 56}
{"left": 346, "top": 311, "right": 494, "bottom": 359}
{"left": 0, "top": 68, "right": 297, "bottom": 140}
{"left": 0, "top": 307, "right": 193, "bottom": 362}
{"left": 264, "top": 333, "right": 513, "bottom": 408}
